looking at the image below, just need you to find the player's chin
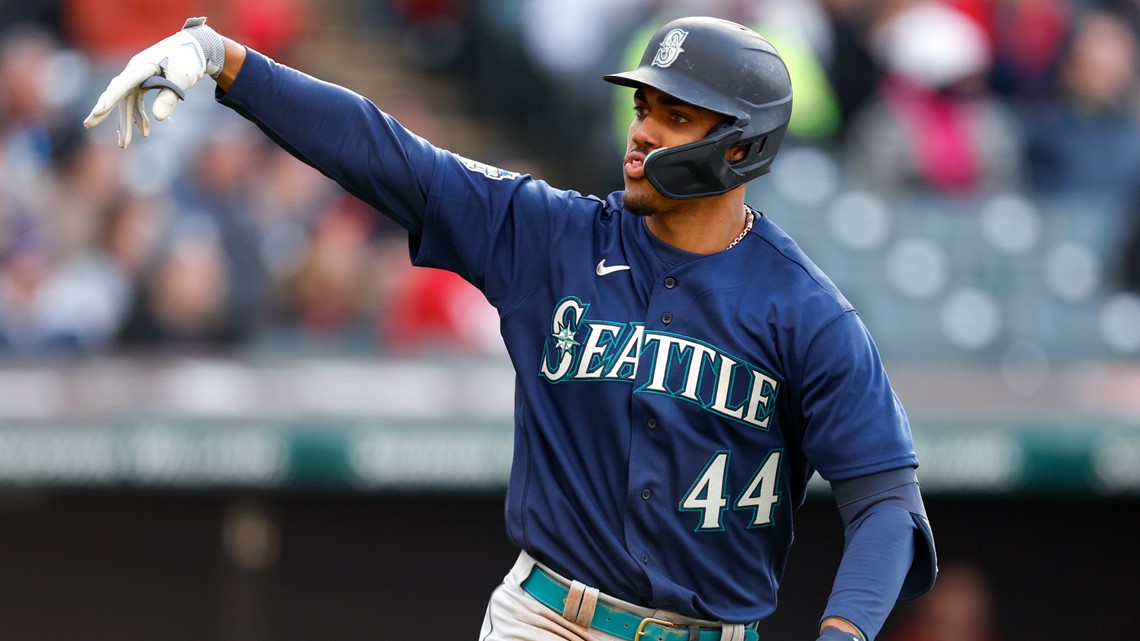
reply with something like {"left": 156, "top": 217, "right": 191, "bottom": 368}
{"left": 622, "top": 184, "right": 661, "bottom": 218}
{"left": 623, "top": 172, "right": 654, "bottom": 194}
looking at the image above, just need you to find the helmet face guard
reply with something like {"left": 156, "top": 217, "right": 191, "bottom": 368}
{"left": 644, "top": 125, "right": 749, "bottom": 199}
{"left": 604, "top": 17, "right": 793, "bottom": 199}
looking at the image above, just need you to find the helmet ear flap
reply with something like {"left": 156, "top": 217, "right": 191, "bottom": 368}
{"left": 730, "top": 135, "right": 770, "bottom": 172}
{"left": 722, "top": 125, "right": 759, "bottom": 164}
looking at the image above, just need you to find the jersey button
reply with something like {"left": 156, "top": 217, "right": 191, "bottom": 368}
{"left": 647, "top": 418, "right": 657, "bottom": 429}
{"left": 661, "top": 312, "right": 673, "bottom": 324}
{"left": 641, "top": 489, "right": 652, "bottom": 500}
{"left": 664, "top": 277, "right": 676, "bottom": 289}
{"left": 642, "top": 553, "right": 649, "bottom": 564}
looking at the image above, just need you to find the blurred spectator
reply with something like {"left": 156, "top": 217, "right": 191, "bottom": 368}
{"left": 844, "top": 1, "right": 1023, "bottom": 197}
{"left": 280, "top": 196, "right": 381, "bottom": 334}
{"left": 1021, "top": 8, "right": 1140, "bottom": 202}
{"left": 523, "top": 0, "right": 648, "bottom": 78}
{"left": 950, "top": 0, "right": 1072, "bottom": 102}
{"left": 47, "top": 137, "right": 127, "bottom": 252}
{"left": 882, "top": 561, "right": 1003, "bottom": 641}
{"left": 819, "top": 0, "right": 895, "bottom": 143}
{"left": 390, "top": 0, "right": 470, "bottom": 71}
{"left": 97, "top": 192, "right": 167, "bottom": 295}
{"left": 246, "top": 145, "right": 346, "bottom": 322}
{"left": 117, "top": 212, "right": 235, "bottom": 348}
{"left": 1, "top": 25, "right": 64, "bottom": 216}
{"left": 0, "top": 218, "right": 108, "bottom": 354}
{"left": 168, "top": 123, "right": 273, "bottom": 343}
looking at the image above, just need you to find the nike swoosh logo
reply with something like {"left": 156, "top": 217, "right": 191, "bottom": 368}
{"left": 596, "top": 260, "right": 631, "bottom": 276}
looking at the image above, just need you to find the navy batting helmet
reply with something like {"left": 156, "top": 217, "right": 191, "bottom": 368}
{"left": 604, "top": 17, "right": 793, "bottom": 199}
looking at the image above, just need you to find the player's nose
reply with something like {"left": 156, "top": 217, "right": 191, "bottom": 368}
{"left": 629, "top": 117, "right": 661, "bottom": 150}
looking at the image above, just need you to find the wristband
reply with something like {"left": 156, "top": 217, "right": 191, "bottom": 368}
{"left": 818, "top": 627, "right": 861, "bottom": 641}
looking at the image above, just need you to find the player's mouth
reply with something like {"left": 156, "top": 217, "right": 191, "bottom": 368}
{"left": 624, "top": 150, "right": 647, "bottom": 179}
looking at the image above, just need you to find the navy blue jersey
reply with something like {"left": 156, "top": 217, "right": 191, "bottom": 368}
{"left": 220, "top": 50, "right": 918, "bottom": 624}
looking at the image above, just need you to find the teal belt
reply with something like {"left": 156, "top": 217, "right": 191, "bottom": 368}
{"left": 519, "top": 566, "right": 759, "bottom": 641}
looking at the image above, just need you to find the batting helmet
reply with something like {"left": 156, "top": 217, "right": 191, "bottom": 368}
{"left": 604, "top": 17, "right": 793, "bottom": 199}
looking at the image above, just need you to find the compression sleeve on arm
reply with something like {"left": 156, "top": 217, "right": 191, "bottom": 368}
{"left": 820, "top": 467, "right": 937, "bottom": 641}
{"left": 215, "top": 48, "right": 436, "bottom": 234}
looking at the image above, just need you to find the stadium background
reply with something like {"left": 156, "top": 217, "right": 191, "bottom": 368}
{"left": 1, "top": 0, "right": 1138, "bottom": 640}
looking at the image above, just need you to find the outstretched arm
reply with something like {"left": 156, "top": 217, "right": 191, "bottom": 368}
{"left": 82, "top": 15, "right": 569, "bottom": 301}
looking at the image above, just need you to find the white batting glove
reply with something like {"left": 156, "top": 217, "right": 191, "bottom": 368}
{"left": 83, "top": 17, "right": 225, "bottom": 148}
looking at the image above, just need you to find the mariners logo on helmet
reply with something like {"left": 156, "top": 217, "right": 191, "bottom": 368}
{"left": 652, "top": 28, "right": 688, "bottom": 68}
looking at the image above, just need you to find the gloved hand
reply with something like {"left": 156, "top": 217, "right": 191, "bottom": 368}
{"left": 83, "top": 17, "right": 225, "bottom": 148}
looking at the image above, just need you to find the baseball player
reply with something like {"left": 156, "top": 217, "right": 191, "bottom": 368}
{"left": 85, "top": 15, "right": 937, "bottom": 641}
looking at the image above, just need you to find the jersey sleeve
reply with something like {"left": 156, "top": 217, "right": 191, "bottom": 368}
{"left": 217, "top": 48, "right": 576, "bottom": 311}
{"left": 411, "top": 154, "right": 577, "bottom": 311}
{"left": 216, "top": 48, "right": 439, "bottom": 234}
{"left": 799, "top": 310, "right": 918, "bottom": 480}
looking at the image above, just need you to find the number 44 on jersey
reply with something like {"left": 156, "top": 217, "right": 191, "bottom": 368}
{"left": 680, "top": 450, "right": 783, "bottom": 532}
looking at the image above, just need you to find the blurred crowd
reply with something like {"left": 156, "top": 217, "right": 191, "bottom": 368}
{"left": 4, "top": 0, "right": 1140, "bottom": 361}
{"left": 0, "top": 0, "right": 500, "bottom": 358}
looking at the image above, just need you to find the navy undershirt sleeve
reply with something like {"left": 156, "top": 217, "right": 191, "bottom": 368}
{"left": 821, "top": 467, "right": 935, "bottom": 641}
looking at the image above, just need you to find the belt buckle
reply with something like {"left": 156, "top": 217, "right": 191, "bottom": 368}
{"left": 634, "top": 617, "right": 676, "bottom": 641}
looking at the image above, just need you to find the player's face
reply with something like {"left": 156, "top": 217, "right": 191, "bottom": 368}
{"left": 622, "top": 86, "right": 731, "bottom": 216}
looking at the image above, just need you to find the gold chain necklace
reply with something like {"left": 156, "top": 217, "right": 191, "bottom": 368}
{"left": 725, "top": 208, "right": 754, "bottom": 251}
